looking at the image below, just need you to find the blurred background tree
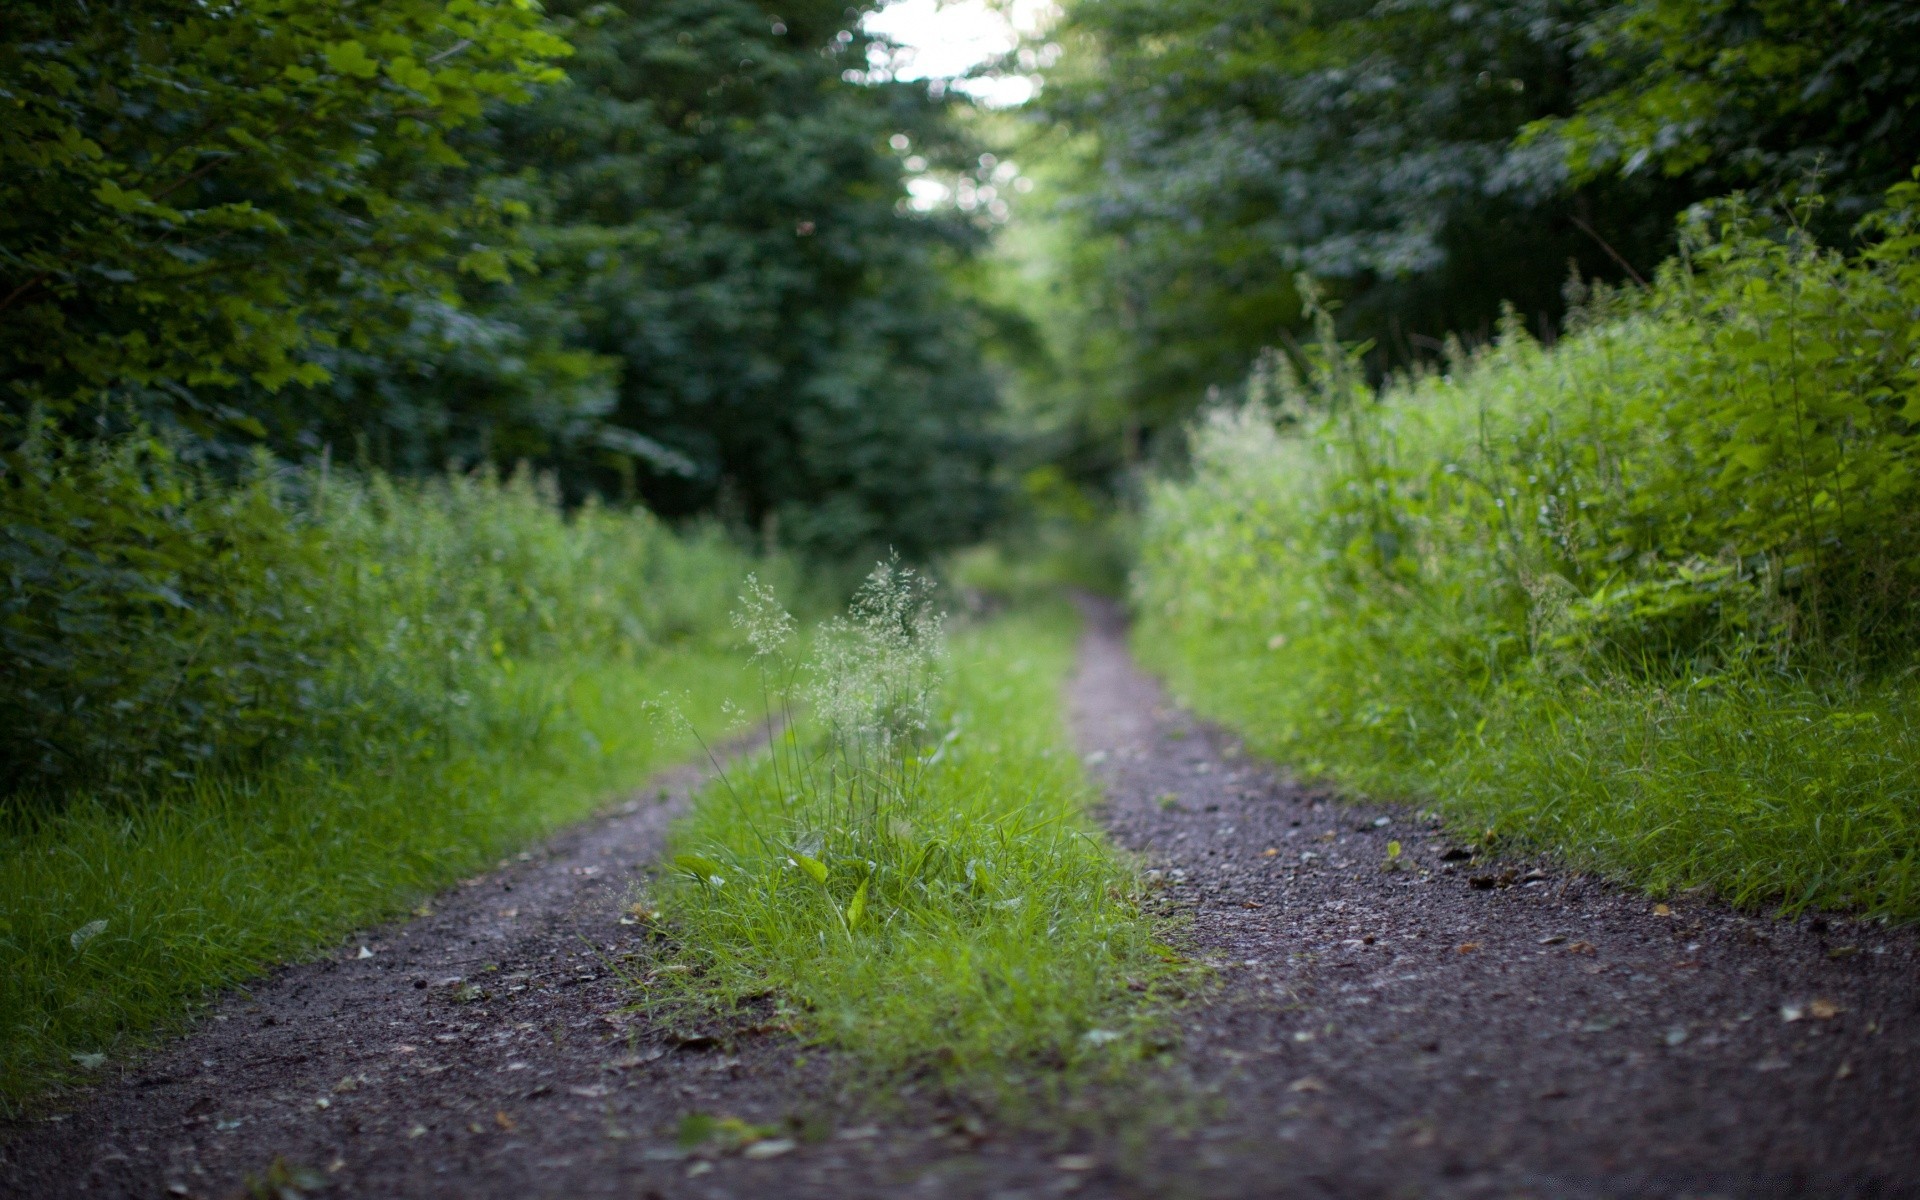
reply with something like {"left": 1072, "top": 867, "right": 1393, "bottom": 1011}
{"left": 1005, "top": 0, "right": 1920, "bottom": 484}
{"left": 2, "top": 0, "right": 1007, "bottom": 561}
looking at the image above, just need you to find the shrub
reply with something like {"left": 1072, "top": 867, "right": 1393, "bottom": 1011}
{"left": 1134, "top": 172, "right": 1920, "bottom": 918}
{"left": 1, "top": 431, "right": 773, "bottom": 804}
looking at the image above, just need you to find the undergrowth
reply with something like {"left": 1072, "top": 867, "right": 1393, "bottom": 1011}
{"left": 641, "top": 574, "right": 1174, "bottom": 1108}
{"left": 1136, "top": 174, "right": 1920, "bottom": 922}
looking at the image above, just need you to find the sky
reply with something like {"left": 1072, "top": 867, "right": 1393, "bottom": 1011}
{"left": 862, "top": 0, "right": 1060, "bottom": 108}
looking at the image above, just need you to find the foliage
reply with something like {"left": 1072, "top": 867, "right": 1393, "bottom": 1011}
{"left": 1531, "top": 0, "right": 1920, "bottom": 224}
{"left": 2, "top": 430, "right": 777, "bottom": 798}
{"left": 458, "top": 0, "right": 1007, "bottom": 557}
{"left": 649, "top": 588, "right": 1170, "bottom": 1099}
{"left": 1013, "top": 0, "right": 1920, "bottom": 482}
{"left": 1133, "top": 177, "right": 1920, "bottom": 920}
{"left": 0, "top": 435, "right": 781, "bottom": 1104}
{"left": 2, "top": 0, "right": 1007, "bottom": 558}
{"left": 0, "top": 0, "right": 569, "bottom": 437}
{"left": 1026, "top": 0, "right": 1687, "bottom": 429}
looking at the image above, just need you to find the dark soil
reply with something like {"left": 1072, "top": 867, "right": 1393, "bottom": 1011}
{"left": 5, "top": 602, "right": 1917, "bottom": 1199}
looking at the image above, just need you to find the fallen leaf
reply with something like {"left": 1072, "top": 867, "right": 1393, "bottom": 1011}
{"left": 743, "top": 1138, "right": 796, "bottom": 1159}
{"left": 407, "top": 1125, "right": 427, "bottom": 1139}
{"left": 1537, "top": 934, "right": 1566, "bottom": 946}
{"left": 1567, "top": 941, "right": 1597, "bottom": 955}
{"left": 1287, "top": 1076, "right": 1328, "bottom": 1093}
{"left": 497, "top": 908, "right": 518, "bottom": 919}
{"left": 1827, "top": 945, "right": 1860, "bottom": 960}
{"left": 1262, "top": 848, "right": 1279, "bottom": 857}
{"left": 494, "top": 1110, "right": 516, "bottom": 1132}
{"left": 1456, "top": 942, "right": 1480, "bottom": 953}
{"left": 1241, "top": 900, "right": 1264, "bottom": 910}
{"left": 1808, "top": 998, "right": 1842, "bottom": 1020}
{"left": 1652, "top": 904, "right": 1672, "bottom": 917}
{"left": 1056, "top": 1154, "right": 1097, "bottom": 1171}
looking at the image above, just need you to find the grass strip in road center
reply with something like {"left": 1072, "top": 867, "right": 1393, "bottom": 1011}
{"left": 643, "top": 576, "right": 1173, "bottom": 1105}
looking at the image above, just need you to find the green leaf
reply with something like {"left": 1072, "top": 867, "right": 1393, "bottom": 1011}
{"left": 844, "top": 878, "right": 868, "bottom": 932}
{"left": 674, "top": 854, "right": 726, "bottom": 888}
{"left": 790, "top": 854, "right": 828, "bottom": 885}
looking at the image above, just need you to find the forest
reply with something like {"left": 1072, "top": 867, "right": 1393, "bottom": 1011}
{"left": 4, "top": 0, "right": 1919, "bottom": 1189}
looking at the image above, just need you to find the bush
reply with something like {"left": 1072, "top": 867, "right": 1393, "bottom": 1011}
{"left": 2, "top": 432, "right": 775, "bottom": 803}
{"left": 1134, "top": 173, "right": 1920, "bottom": 918}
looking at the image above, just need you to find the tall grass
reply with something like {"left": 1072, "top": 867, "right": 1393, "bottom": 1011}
{"left": 647, "top": 578, "right": 1170, "bottom": 1105}
{"left": 1, "top": 447, "right": 783, "bottom": 1108}
{"left": 1135, "top": 176, "right": 1920, "bottom": 921}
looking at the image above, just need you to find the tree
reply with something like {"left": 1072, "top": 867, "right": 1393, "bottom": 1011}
{"left": 466, "top": 0, "right": 1005, "bottom": 557}
{"left": 0, "top": 0, "right": 570, "bottom": 442}
{"left": 1532, "top": 0, "right": 1920, "bottom": 227}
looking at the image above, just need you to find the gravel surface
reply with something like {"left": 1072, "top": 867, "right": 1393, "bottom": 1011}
{"left": 1073, "top": 596, "right": 1920, "bottom": 1199}
{"left": 5, "top": 603, "right": 1917, "bottom": 1199}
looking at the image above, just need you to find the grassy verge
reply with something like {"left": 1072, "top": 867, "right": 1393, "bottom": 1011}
{"left": 1135, "top": 188, "right": 1920, "bottom": 922}
{"left": 0, "top": 648, "right": 760, "bottom": 1110}
{"left": 645, "top": 589, "right": 1172, "bottom": 1106}
{"left": 2, "top": 451, "right": 792, "bottom": 1111}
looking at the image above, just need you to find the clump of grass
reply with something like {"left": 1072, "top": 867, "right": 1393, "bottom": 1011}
{"left": 647, "top": 573, "right": 1171, "bottom": 1105}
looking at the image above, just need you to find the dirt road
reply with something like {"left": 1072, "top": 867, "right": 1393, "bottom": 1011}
{"left": 4, "top": 604, "right": 1916, "bottom": 1198}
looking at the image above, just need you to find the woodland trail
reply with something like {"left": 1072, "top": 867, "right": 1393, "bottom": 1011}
{"left": 5, "top": 605, "right": 1919, "bottom": 1198}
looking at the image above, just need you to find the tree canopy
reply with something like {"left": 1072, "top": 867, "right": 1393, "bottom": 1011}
{"left": 1011, "top": 0, "right": 1920, "bottom": 474}
{"left": 2, "top": 0, "right": 1006, "bottom": 558}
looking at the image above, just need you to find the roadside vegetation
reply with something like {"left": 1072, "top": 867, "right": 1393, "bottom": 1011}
{"left": 645, "top": 574, "right": 1171, "bottom": 1105}
{"left": 1136, "top": 180, "right": 1920, "bottom": 921}
{"left": 0, "top": 447, "right": 781, "bottom": 1108}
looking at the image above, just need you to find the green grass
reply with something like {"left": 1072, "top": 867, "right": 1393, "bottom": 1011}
{"left": 1134, "top": 196, "right": 1920, "bottom": 922}
{"left": 645, "top": 598, "right": 1173, "bottom": 1105}
{"left": 0, "top": 647, "right": 761, "bottom": 1110}
{"left": 1136, "top": 404, "right": 1920, "bottom": 921}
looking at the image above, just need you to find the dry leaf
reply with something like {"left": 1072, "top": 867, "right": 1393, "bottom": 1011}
{"left": 1287, "top": 1076, "right": 1328, "bottom": 1093}
{"left": 1262, "top": 848, "right": 1279, "bottom": 857}
{"left": 1567, "top": 941, "right": 1597, "bottom": 955}
{"left": 1652, "top": 903, "right": 1672, "bottom": 917}
{"left": 743, "top": 1138, "right": 797, "bottom": 1160}
{"left": 1808, "top": 998, "right": 1842, "bottom": 1020}
{"left": 495, "top": 1110, "right": 516, "bottom": 1131}
{"left": 1456, "top": 942, "right": 1480, "bottom": 953}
